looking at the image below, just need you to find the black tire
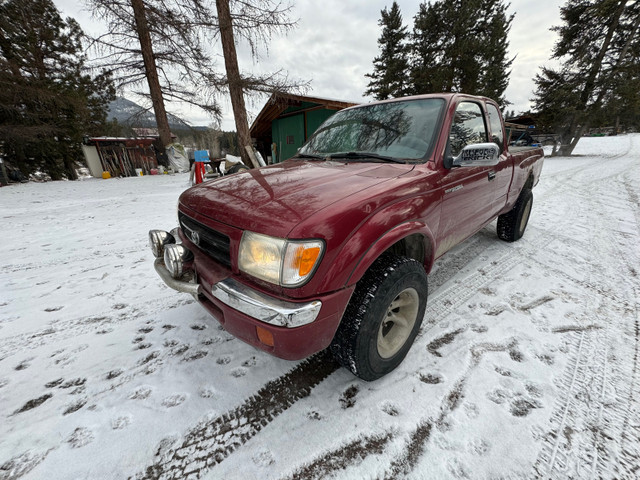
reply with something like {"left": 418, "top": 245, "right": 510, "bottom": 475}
{"left": 497, "top": 189, "right": 533, "bottom": 242}
{"left": 330, "top": 254, "right": 428, "bottom": 381}
{"left": 226, "top": 164, "right": 249, "bottom": 175}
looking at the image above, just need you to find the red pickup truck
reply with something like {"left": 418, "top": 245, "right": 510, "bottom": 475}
{"left": 149, "top": 93, "right": 544, "bottom": 380}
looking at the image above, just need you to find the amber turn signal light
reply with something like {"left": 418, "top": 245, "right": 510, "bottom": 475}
{"left": 256, "top": 326, "right": 274, "bottom": 347}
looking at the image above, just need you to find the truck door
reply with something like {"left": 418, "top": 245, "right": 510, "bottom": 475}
{"left": 486, "top": 103, "right": 512, "bottom": 213}
{"left": 437, "top": 101, "right": 495, "bottom": 254}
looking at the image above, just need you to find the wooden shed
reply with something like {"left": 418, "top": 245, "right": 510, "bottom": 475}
{"left": 82, "top": 137, "right": 158, "bottom": 178}
{"left": 250, "top": 93, "right": 358, "bottom": 163}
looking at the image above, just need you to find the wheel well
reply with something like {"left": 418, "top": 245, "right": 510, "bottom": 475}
{"left": 524, "top": 173, "right": 534, "bottom": 191}
{"left": 385, "top": 233, "right": 430, "bottom": 267}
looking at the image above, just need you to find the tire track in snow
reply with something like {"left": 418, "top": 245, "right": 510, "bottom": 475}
{"left": 617, "top": 285, "right": 640, "bottom": 479}
{"left": 533, "top": 310, "right": 638, "bottom": 479}
{"left": 611, "top": 165, "right": 640, "bottom": 478}
{"left": 533, "top": 156, "right": 640, "bottom": 479}
{"left": 280, "top": 431, "right": 395, "bottom": 480}
{"left": 135, "top": 351, "right": 339, "bottom": 480}
{"left": 419, "top": 229, "right": 551, "bottom": 337}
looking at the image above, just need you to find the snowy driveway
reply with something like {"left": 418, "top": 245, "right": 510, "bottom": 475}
{"left": 1, "top": 135, "right": 639, "bottom": 479}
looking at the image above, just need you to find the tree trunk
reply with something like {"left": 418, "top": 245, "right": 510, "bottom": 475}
{"left": 557, "top": 123, "right": 588, "bottom": 156}
{"left": 215, "top": 0, "right": 257, "bottom": 168}
{"left": 130, "top": 0, "right": 172, "bottom": 149}
{"left": 64, "top": 154, "right": 79, "bottom": 180}
{"left": 578, "top": 0, "right": 627, "bottom": 108}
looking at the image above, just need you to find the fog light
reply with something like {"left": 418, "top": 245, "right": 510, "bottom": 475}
{"left": 164, "top": 244, "right": 193, "bottom": 279}
{"left": 170, "top": 227, "right": 182, "bottom": 243}
{"left": 149, "top": 230, "right": 175, "bottom": 258}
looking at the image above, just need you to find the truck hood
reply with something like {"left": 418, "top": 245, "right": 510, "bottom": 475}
{"left": 179, "top": 160, "right": 415, "bottom": 237}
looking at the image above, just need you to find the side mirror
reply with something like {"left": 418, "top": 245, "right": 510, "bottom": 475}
{"left": 448, "top": 143, "right": 500, "bottom": 168}
{"left": 443, "top": 155, "right": 454, "bottom": 169}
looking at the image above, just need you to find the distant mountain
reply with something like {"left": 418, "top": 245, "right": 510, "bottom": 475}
{"left": 108, "top": 97, "right": 193, "bottom": 131}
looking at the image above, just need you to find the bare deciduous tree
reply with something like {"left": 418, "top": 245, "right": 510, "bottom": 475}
{"left": 87, "top": 0, "right": 307, "bottom": 165}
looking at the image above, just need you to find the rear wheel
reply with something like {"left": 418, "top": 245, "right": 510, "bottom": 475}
{"left": 497, "top": 189, "right": 533, "bottom": 242}
{"left": 330, "top": 254, "right": 428, "bottom": 381}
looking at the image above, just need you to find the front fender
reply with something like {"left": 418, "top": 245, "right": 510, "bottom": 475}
{"left": 286, "top": 172, "right": 442, "bottom": 298}
{"left": 347, "top": 221, "right": 435, "bottom": 285}
{"left": 317, "top": 206, "right": 437, "bottom": 294}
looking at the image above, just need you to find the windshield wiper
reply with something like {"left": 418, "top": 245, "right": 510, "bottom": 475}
{"left": 294, "top": 153, "right": 325, "bottom": 160}
{"left": 328, "top": 152, "right": 407, "bottom": 164}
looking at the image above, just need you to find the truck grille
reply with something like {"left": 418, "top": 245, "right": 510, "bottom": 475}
{"left": 178, "top": 212, "right": 231, "bottom": 267}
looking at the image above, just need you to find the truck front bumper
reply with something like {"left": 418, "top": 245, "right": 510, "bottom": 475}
{"left": 154, "top": 258, "right": 321, "bottom": 327}
{"left": 153, "top": 256, "right": 352, "bottom": 360}
{"left": 154, "top": 258, "right": 200, "bottom": 296}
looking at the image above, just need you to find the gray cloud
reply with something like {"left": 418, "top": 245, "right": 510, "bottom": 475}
{"left": 53, "top": 0, "right": 564, "bottom": 128}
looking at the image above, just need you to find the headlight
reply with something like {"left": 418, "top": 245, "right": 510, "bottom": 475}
{"left": 238, "top": 231, "right": 324, "bottom": 287}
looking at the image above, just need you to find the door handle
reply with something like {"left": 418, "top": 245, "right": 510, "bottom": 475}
{"left": 488, "top": 171, "right": 496, "bottom": 181}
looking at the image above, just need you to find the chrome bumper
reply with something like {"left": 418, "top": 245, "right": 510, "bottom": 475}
{"left": 153, "top": 258, "right": 200, "bottom": 296}
{"left": 154, "top": 258, "right": 321, "bottom": 328}
{"left": 211, "top": 278, "right": 321, "bottom": 328}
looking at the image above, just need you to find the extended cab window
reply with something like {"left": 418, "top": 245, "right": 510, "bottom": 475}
{"left": 448, "top": 102, "right": 488, "bottom": 157}
{"left": 486, "top": 103, "right": 504, "bottom": 152}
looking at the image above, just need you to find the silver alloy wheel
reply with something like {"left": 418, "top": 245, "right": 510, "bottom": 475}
{"left": 377, "top": 287, "right": 420, "bottom": 359}
{"left": 519, "top": 196, "right": 533, "bottom": 235}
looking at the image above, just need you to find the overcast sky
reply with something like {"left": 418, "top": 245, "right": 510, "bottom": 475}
{"left": 53, "top": 0, "right": 564, "bottom": 130}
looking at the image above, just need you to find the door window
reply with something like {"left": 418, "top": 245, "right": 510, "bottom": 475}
{"left": 486, "top": 103, "right": 504, "bottom": 152}
{"left": 448, "top": 102, "right": 488, "bottom": 157}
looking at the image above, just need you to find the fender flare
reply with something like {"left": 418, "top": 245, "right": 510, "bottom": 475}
{"left": 346, "top": 220, "right": 436, "bottom": 287}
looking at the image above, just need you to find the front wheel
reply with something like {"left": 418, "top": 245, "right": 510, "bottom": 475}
{"left": 497, "top": 189, "right": 533, "bottom": 242}
{"left": 330, "top": 254, "right": 428, "bottom": 381}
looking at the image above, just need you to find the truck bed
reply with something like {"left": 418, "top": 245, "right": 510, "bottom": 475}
{"left": 510, "top": 145, "right": 542, "bottom": 153}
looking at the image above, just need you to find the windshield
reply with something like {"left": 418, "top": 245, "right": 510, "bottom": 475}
{"left": 299, "top": 98, "right": 444, "bottom": 161}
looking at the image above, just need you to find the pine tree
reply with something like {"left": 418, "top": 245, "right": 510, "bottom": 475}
{"left": 409, "top": 0, "right": 514, "bottom": 107}
{"left": 477, "top": 0, "right": 514, "bottom": 105}
{"left": 0, "top": 0, "right": 115, "bottom": 180}
{"left": 533, "top": 0, "right": 640, "bottom": 156}
{"left": 410, "top": 2, "right": 449, "bottom": 95}
{"left": 365, "top": 2, "right": 411, "bottom": 100}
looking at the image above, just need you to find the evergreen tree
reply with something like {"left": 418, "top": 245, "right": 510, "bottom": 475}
{"left": 410, "top": 2, "right": 448, "bottom": 95}
{"left": 365, "top": 2, "right": 411, "bottom": 100}
{"left": 0, "top": 0, "right": 115, "bottom": 180}
{"left": 478, "top": 0, "right": 515, "bottom": 105}
{"left": 409, "top": 0, "right": 514, "bottom": 107}
{"left": 533, "top": 0, "right": 640, "bottom": 156}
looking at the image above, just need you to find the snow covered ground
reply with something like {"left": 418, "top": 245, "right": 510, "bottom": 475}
{"left": 1, "top": 134, "right": 639, "bottom": 480}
